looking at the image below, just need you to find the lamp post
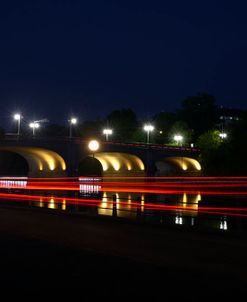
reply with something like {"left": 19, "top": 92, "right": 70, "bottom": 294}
{"left": 174, "top": 134, "right": 184, "bottom": 172}
{"left": 174, "top": 134, "right": 183, "bottom": 146}
{"left": 88, "top": 139, "right": 100, "bottom": 158}
{"left": 143, "top": 124, "right": 154, "bottom": 144}
{"left": 14, "top": 113, "right": 21, "bottom": 138}
{"left": 88, "top": 140, "right": 100, "bottom": 192}
{"left": 69, "top": 117, "right": 77, "bottom": 139}
{"left": 29, "top": 122, "right": 40, "bottom": 137}
{"left": 103, "top": 128, "right": 113, "bottom": 141}
{"left": 219, "top": 132, "right": 227, "bottom": 139}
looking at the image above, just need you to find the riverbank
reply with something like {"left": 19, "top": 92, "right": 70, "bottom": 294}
{"left": 0, "top": 204, "right": 247, "bottom": 297}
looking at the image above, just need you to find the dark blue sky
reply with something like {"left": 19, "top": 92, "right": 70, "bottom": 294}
{"left": 1, "top": 0, "right": 247, "bottom": 127}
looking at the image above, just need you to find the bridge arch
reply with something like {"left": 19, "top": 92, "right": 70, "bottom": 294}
{"left": 155, "top": 157, "right": 202, "bottom": 176}
{"left": 78, "top": 152, "right": 145, "bottom": 177}
{"left": 0, "top": 146, "right": 66, "bottom": 177}
{"left": 0, "top": 150, "right": 29, "bottom": 176}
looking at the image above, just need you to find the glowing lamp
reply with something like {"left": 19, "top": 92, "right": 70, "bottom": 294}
{"left": 219, "top": 132, "right": 227, "bottom": 139}
{"left": 14, "top": 113, "right": 21, "bottom": 137}
{"left": 143, "top": 124, "right": 154, "bottom": 144}
{"left": 14, "top": 114, "right": 21, "bottom": 120}
{"left": 70, "top": 118, "right": 77, "bottom": 124}
{"left": 103, "top": 128, "right": 113, "bottom": 141}
{"left": 174, "top": 134, "right": 183, "bottom": 145}
{"left": 88, "top": 140, "right": 100, "bottom": 152}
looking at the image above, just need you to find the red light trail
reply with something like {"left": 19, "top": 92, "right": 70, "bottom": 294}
{"left": 1, "top": 176, "right": 247, "bottom": 220}
{"left": 0, "top": 191, "right": 247, "bottom": 218}
{"left": 1, "top": 176, "right": 247, "bottom": 196}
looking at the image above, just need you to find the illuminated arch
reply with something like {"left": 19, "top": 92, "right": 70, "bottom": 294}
{"left": 86, "top": 152, "right": 145, "bottom": 176}
{"left": 0, "top": 146, "right": 66, "bottom": 177}
{"left": 165, "top": 157, "right": 201, "bottom": 171}
{"left": 156, "top": 157, "right": 202, "bottom": 176}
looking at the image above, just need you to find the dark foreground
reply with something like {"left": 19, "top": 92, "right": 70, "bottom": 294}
{"left": 0, "top": 205, "right": 247, "bottom": 298}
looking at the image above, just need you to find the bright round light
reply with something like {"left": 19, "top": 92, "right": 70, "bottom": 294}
{"left": 70, "top": 118, "right": 77, "bottom": 124}
{"left": 88, "top": 140, "right": 99, "bottom": 152}
{"left": 14, "top": 114, "right": 21, "bottom": 120}
{"left": 144, "top": 124, "right": 154, "bottom": 132}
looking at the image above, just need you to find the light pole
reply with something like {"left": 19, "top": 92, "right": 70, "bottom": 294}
{"left": 174, "top": 134, "right": 184, "bottom": 172}
{"left": 103, "top": 128, "right": 113, "bottom": 141}
{"left": 14, "top": 113, "right": 21, "bottom": 138}
{"left": 29, "top": 122, "right": 40, "bottom": 137}
{"left": 69, "top": 117, "right": 77, "bottom": 139}
{"left": 174, "top": 134, "right": 183, "bottom": 146}
{"left": 88, "top": 140, "right": 100, "bottom": 191}
{"left": 143, "top": 124, "right": 154, "bottom": 144}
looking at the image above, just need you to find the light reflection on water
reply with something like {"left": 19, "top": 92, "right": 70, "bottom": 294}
{"left": 0, "top": 176, "right": 247, "bottom": 233}
{"left": 28, "top": 190, "right": 239, "bottom": 233}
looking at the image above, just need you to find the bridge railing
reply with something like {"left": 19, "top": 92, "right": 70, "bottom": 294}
{"left": 2, "top": 135, "right": 200, "bottom": 153}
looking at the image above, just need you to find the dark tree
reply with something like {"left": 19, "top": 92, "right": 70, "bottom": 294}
{"left": 168, "top": 121, "right": 193, "bottom": 146}
{"left": 106, "top": 108, "right": 138, "bottom": 142}
{"left": 153, "top": 111, "right": 176, "bottom": 132}
{"left": 178, "top": 93, "right": 218, "bottom": 138}
{"left": 221, "top": 110, "right": 247, "bottom": 175}
{"left": 41, "top": 123, "right": 67, "bottom": 137}
{"left": 197, "top": 111, "right": 247, "bottom": 175}
{"left": 152, "top": 111, "right": 176, "bottom": 144}
{"left": 78, "top": 120, "right": 103, "bottom": 139}
{"left": 0, "top": 127, "right": 5, "bottom": 140}
{"left": 197, "top": 129, "right": 222, "bottom": 175}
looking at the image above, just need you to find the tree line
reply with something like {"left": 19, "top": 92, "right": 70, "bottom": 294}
{"left": 1, "top": 92, "right": 247, "bottom": 176}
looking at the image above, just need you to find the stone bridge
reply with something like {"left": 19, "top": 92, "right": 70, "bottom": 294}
{"left": 0, "top": 137, "right": 201, "bottom": 177}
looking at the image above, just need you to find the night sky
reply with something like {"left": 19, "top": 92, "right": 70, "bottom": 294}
{"left": 1, "top": 0, "right": 247, "bottom": 128}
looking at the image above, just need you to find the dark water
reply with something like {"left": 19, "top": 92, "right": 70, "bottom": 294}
{"left": 1, "top": 177, "right": 247, "bottom": 234}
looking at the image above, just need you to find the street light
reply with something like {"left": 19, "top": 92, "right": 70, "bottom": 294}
{"left": 143, "top": 124, "right": 154, "bottom": 144}
{"left": 14, "top": 113, "right": 21, "bottom": 138}
{"left": 88, "top": 140, "right": 100, "bottom": 190}
{"left": 103, "top": 128, "right": 113, "bottom": 141}
{"left": 29, "top": 122, "right": 40, "bottom": 137}
{"left": 174, "top": 134, "right": 183, "bottom": 146}
{"left": 88, "top": 140, "right": 100, "bottom": 157}
{"left": 219, "top": 132, "right": 227, "bottom": 139}
{"left": 69, "top": 117, "right": 77, "bottom": 138}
